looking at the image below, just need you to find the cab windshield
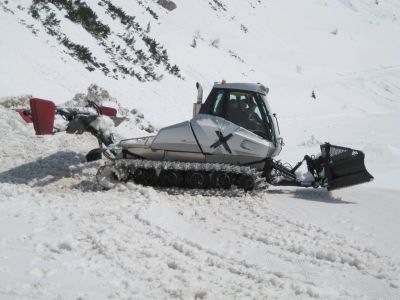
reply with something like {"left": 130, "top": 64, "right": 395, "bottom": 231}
{"left": 223, "top": 91, "right": 274, "bottom": 141}
{"left": 204, "top": 88, "right": 277, "bottom": 142}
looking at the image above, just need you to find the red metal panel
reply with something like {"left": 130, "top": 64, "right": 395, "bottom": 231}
{"left": 100, "top": 106, "right": 117, "bottom": 117}
{"left": 15, "top": 109, "right": 33, "bottom": 123}
{"left": 29, "top": 98, "right": 55, "bottom": 135}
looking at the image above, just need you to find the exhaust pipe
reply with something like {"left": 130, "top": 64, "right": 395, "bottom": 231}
{"left": 193, "top": 82, "right": 203, "bottom": 116}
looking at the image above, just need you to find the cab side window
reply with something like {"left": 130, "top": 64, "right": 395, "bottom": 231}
{"left": 211, "top": 90, "right": 225, "bottom": 116}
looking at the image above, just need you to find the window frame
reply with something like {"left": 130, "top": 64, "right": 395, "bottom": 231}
{"left": 199, "top": 88, "right": 276, "bottom": 142}
{"left": 224, "top": 90, "right": 275, "bottom": 142}
{"left": 199, "top": 88, "right": 226, "bottom": 116}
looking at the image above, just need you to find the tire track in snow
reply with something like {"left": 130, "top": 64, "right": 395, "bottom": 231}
{"left": 139, "top": 191, "right": 400, "bottom": 298}
{"left": 132, "top": 190, "right": 297, "bottom": 299}
{"left": 134, "top": 192, "right": 360, "bottom": 299}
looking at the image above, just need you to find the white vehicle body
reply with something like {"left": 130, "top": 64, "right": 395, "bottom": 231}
{"left": 120, "top": 82, "right": 283, "bottom": 172}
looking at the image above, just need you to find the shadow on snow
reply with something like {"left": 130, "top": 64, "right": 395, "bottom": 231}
{"left": 0, "top": 151, "right": 91, "bottom": 187}
{"left": 268, "top": 188, "right": 356, "bottom": 204}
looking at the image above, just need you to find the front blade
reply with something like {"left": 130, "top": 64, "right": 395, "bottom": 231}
{"left": 321, "top": 144, "right": 374, "bottom": 191}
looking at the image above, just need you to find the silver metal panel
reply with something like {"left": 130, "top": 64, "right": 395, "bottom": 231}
{"left": 205, "top": 154, "right": 265, "bottom": 171}
{"left": 213, "top": 82, "right": 269, "bottom": 95}
{"left": 190, "top": 114, "right": 276, "bottom": 158}
{"left": 151, "top": 121, "right": 201, "bottom": 153}
{"left": 120, "top": 136, "right": 155, "bottom": 148}
{"left": 165, "top": 151, "right": 205, "bottom": 162}
{"left": 126, "top": 147, "right": 165, "bottom": 160}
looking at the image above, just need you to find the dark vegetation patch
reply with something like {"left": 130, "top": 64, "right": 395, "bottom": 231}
{"left": 136, "top": 0, "right": 159, "bottom": 19}
{"left": 157, "top": 0, "right": 177, "bottom": 11}
{"left": 28, "top": 0, "right": 182, "bottom": 81}
{"left": 209, "top": 0, "right": 226, "bottom": 12}
{"left": 0, "top": 0, "right": 15, "bottom": 14}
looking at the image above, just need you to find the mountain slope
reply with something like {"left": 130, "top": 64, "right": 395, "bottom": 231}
{"left": 1, "top": 0, "right": 400, "bottom": 121}
{"left": 1, "top": 1, "right": 400, "bottom": 299}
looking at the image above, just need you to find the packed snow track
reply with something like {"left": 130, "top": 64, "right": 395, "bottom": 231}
{"left": 0, "top": 107, "right": 399, "bottom": 299}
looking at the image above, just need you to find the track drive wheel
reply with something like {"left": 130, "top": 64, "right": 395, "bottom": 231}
{"left": 159, "top": 170, "right": 183, "bottom": 187}
{"left": 185, "top": 171, "right": 209, "bottom": 189}
{"left": 211, "top": 172, "right": 231, "bottom": 189}
{"left": 237, "top": 174, "right": 255, "bottom": 191}
{"left": 133, "top": 168, "right": 157, "bottom": 186}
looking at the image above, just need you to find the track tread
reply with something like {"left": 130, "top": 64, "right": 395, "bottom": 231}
{"left": 97, "top": 159, "right": 268, "bottom": 191}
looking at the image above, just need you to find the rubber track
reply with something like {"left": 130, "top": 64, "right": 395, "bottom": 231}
{"left": 97, "top": 159, "right": 268, "bottom": 190}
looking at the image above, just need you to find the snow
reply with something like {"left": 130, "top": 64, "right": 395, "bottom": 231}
{"left": 1, "top": 0, "right": 400, "bottom": 299}
{"left": 89, "top": 115, "right": 115, "bottom": 140}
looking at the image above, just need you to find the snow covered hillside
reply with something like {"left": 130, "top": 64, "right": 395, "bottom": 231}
{"left": 1, "top": 0, "right": 400, "bottom": 299}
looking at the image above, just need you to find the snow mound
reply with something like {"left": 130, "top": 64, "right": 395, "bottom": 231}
{"left": 64, "top": 84, "right": 155, "bottom": 137}
{"left": 89, "top": 115, "right": 115, "bottom": 140}
{"left": 0, "top": 84, "right": 158, "bottom": 191}
{"left": 0, "top": 94, "right": 33, "bottom": 108}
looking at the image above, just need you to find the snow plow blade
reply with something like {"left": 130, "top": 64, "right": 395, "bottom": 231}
{"left": 321, "top": 144, "right": 373, "bottom": 191}
{"left": 30, "top": 98, "right": 55, "bottom": 135}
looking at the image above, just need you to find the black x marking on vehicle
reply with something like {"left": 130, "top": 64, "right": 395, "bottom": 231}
{"left": 210, "top": 131, "right": 233, "bottom": 153}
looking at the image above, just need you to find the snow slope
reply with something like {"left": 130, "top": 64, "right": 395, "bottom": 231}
{"left": 1, "top": 0, "right": 400, "bottom": 299}
{"left": 0, "top": 110, "right": 399, "bottom": 299}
